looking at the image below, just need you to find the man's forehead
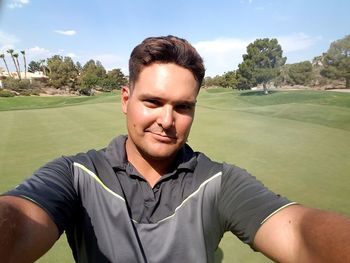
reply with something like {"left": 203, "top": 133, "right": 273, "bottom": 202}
{"left": 131, "top": 63, "right": 200, "bottom": 91}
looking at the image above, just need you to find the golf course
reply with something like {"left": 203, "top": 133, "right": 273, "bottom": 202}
{"left": 1, "top": 88, "right": 349, "bottom": 262}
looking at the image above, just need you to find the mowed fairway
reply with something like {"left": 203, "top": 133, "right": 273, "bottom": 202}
{"left": 1, "top": 89, "right": 349, "bottom": 262}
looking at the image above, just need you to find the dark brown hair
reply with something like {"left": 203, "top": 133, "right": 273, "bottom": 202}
{"left": 129, "top": 35, "right": 205, "bottom": 89}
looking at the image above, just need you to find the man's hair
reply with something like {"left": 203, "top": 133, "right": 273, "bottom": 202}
{"left": 129, "top": 35, "right": 205, "bottom": 89}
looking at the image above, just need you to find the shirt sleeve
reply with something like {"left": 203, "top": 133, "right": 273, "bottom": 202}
{"left": 218, "top": 163, "right": 295, "bottom": 247}
{"left": 2, "top": 156, "right": 78, "bottom": 235}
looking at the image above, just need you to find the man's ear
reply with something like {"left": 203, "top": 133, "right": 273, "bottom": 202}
{"left": 121, "top": 85, "right": 130, "bottom": 114}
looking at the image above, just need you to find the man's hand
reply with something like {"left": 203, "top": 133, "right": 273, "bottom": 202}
{"left": 254, "top": 204, "right": 350, "bottom": 263}
{"left": 0, "top": 196, "right": 59, "bottom": 263}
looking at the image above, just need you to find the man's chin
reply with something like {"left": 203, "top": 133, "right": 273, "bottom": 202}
{"left": 145, "top": 150, "right": 177, "bottom": 161}
{"left": 140, "top": 145, "right": 180, "bottom": 161}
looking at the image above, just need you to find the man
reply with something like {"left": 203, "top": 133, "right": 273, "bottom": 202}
{"left": 0, "top": 35, "right": 350, "bottom": 263}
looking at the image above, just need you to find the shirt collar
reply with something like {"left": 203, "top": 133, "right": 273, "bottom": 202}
{"left": 104, "top": 135, "right": 197, "bottom": 172}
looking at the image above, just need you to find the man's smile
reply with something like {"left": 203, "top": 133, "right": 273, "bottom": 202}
{"left": 147, "top": 130, "right": 177, "bottom": 141}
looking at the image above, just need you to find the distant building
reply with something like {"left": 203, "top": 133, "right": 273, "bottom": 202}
{"left": 0, "top": 70, "right": 49, "bottom": 80}
{"left": 0, "top": 71, "right": 49, "bottom": 89}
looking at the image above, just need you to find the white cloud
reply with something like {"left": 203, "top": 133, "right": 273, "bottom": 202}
{"left": 0, "top": 31, "right": 19, "bottom": 52}
{"left": 27, "top": 46, "right": 51, "bottom": 61}
{"left": 66, "top": 52, "right": 77, "bottom": 58}
{"left": 7, "top": 0, "right": 29, "bottom": 9}
{"left": 26, "top": 47, "right": 78, "bottom": 62}
{"left": 0, "top": 45, "right": 15, "bottom": 53}
{"left": 278, "top": 33, "right": 321, "bottom": 53}
{"left": 91, "top": 53, "right": 127, "bottom": 73}
{"left": 28, "top": 45, "right": 50, "bottom": 53}
{"left": 277, "top": 33, "right": 323, "bottom": 64}
{"left": 193, "top": 33, "right": 322, "bottom": 76}
{"left": 54, "top": 30, "right": 77, "bottom": 36}
{"left": 194, "top": 38, "right": 251, "bottom": 76}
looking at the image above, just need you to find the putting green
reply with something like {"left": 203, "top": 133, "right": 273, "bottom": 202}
{"left": 1, "top": 89, "right": 349, "bottom": 262}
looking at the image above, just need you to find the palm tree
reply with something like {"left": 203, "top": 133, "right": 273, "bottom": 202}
{"left": 20, "top": 50, "right": 27, "bottom": 79}
{"left": 7, "top": 49, "right": 20, "bottom": 79}
{"left": 39, "top": 59, "right": 47, "bottom": 75}
{"left": 0, "top": 53, "right": 11, "bottom": 77}
{"left": 13, "top": 53, "right": 22, "bottom": 80}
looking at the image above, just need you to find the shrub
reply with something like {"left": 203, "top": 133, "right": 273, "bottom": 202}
{"left": 31, "top": 80, "right": 47, "bottom": 90}
{"left": 3, "top": 79, "right": 31, "bottom": 91}
{"left": 78, "top": 86, "right": 94, "bottom": 96}
{"left": 0, "top": 90, "right": 15, "bottom": 97}
{"left": 1, "top": 79, "right": 48, "bottom": 96}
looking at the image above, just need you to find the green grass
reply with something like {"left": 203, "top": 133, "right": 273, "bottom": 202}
{"left": 0, "top": 91, "right": 120, "bottom": 111}
{"left": 1, "top": 89, "right": 350, "bottom": 262}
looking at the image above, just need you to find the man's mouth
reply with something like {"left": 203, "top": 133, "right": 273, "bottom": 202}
{"left": 146, "top": 130, "right": 177, "bottom": 140}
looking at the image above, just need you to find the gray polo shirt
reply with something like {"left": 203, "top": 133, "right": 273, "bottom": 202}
{"left": 5, "top": 135, "right": 294, "bottom": 263}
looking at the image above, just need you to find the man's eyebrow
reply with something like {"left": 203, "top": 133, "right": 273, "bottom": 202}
{"left": 176, "top": 100, "right": 197, "bottom": 106}
{"left": 139, "top": 93, "right": 162, "bottom": 100}
{"left": 139, "top": 94, "right": 197, "bottom": 105}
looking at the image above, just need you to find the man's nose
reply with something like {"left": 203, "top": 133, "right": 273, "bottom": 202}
{"left": 158, "top": 106, "right": 174, "bottom": 129}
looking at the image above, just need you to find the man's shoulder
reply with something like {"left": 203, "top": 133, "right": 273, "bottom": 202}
{"left": 69, "top": 148, "right": 106, "bottom": 161}
{"left": 64, "top": 136, "right": 121, "bottom": 168}
{"left": 194, "top": 151, "right": 221, "bottom": 167}
{"left": 191, "top": 151, "right": 223, "bottom": 182}
{"left": 62, "top": 147, "right": 107, "bottom": 174}
{"left": 193, "top": 152, "right": 252, "bottom": 180}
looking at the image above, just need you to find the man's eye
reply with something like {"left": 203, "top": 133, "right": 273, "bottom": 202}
{"left": 144, "top": 100, "right": 160, "bottom": 107}
{"left": 176, "top": 104, "right": 193, "bottom": 111}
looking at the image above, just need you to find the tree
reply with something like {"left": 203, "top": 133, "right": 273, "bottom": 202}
{"left": 82, "top": 60, "right": 106, "bottom": 78}
{"left": 80, "top": 59, "right": 107, "bottom": 89}
{"left": 203, "top": 71, "right": 237, "bottom": 89}
{"left": 39, "top": 59, "right": 48, "bottom": 75}
{"left": 312, "top": 55, "right": 324, "bottom": 67}
{"left": 13, "top": 53, "right": 21, "bottom": 80}
{"left": 95, "top": 61, "right": 106, "bottom": 77}
{"left": 20, "top": 51, "right": 27, "bottom": 79}
{"left": 220, "top": 71, "right": 237, "bottom": 88}
{"left": 28, "top": 61, "right": 42, "bottom": 73}
{"left": 287, "top": 61, "right": 313, "bottom": 85}
{"left": 76, "top": 61, "right": 82, "bottom": 74}
{"left": 236, "top": 61, "right": 255, "bottom": 90}
{"left": 237, "top": 38, "right": 286, "bottom": 94}
{"left": 321, "top": 35, "right": 350, "bottom": 89}
{"left": 102, "top": 68, "right": 128, "bottom": 91}
{"left": 203, "top": 75, "right": 222, "bottom": 87}
{"left": 0, "top": 53, "right": 11, "bottom": 77}
{"left": 7, "top": 49, "right": 21, "bottom": 79}
{"left": 47, "top": 55, "right": 78, "bottom": 88}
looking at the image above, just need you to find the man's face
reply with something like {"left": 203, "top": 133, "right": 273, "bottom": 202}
{"left": 122, "top": 63, "right": 198, "bottom": 162}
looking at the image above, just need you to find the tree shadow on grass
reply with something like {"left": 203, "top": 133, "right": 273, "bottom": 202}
{"left": 238, "top": 90, "right": 278, "bottom": 96}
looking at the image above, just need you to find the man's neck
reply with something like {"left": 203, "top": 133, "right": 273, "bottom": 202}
{"left": 125, "top": 140, "right": 176, "bottom": 188}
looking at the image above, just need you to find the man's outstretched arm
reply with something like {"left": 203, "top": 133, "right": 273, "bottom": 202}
{"left": 254, "top": 204, "right": 350, "bottom": 263}
{"left": 0, "top": 196, "right": 59, "bottom": 263}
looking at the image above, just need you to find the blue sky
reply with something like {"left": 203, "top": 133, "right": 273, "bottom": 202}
{"left": 0, "top": 0, "right": 349, "bottom": 76}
